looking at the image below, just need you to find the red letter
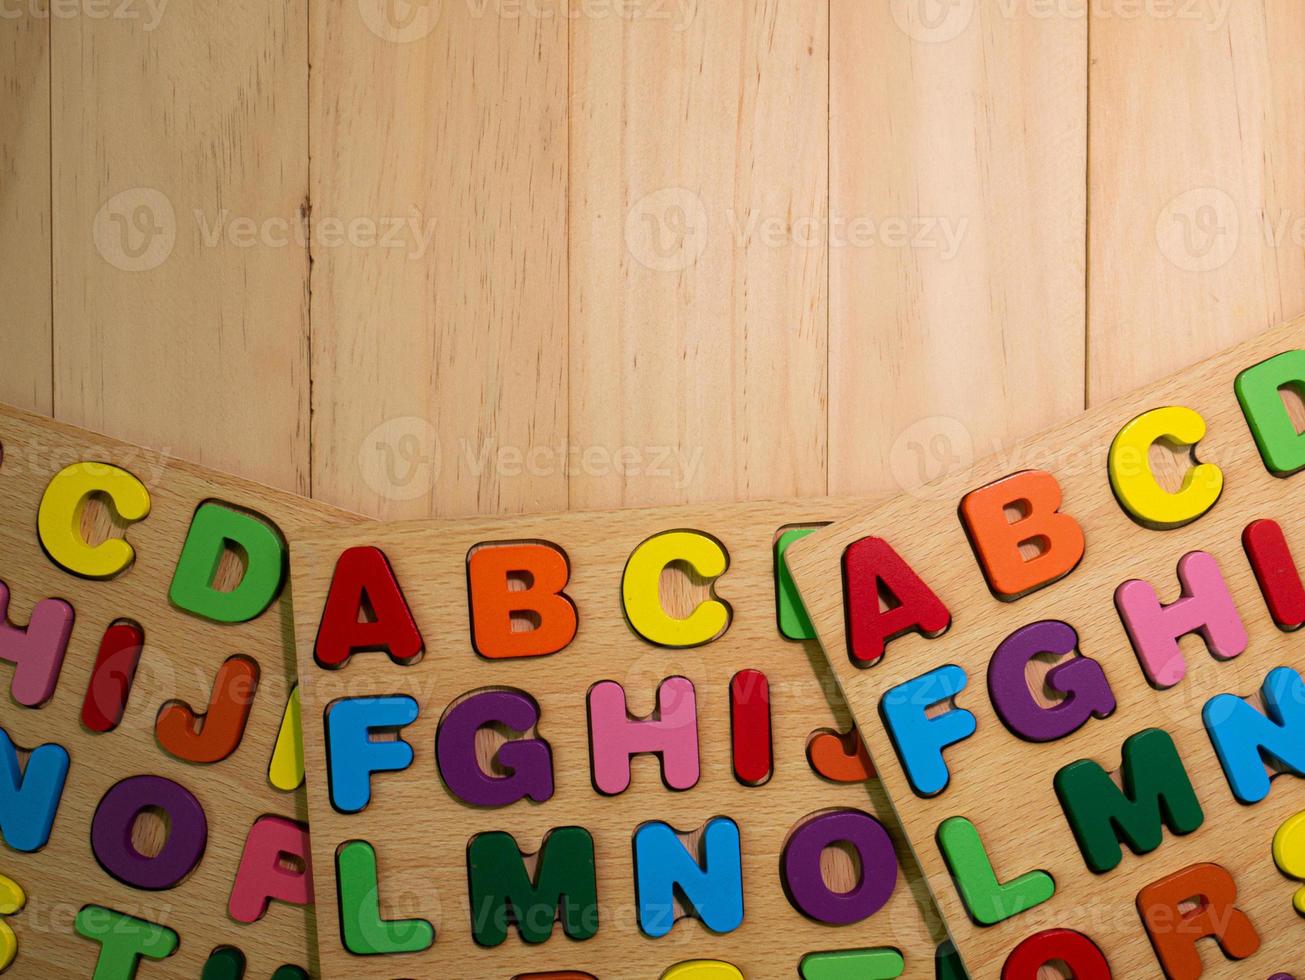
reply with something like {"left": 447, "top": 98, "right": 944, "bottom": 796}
{"left": 467, "top": 543, "right": 577, "bottom": 659}
{"left": 1002, "top": 929, "right": 1111, "bottom": 979}
{"left": 729, "top": 670, "right": 771, "bottom": 785}
{"left": 81, "top": 620, "right": 144, "bottom": 733}
{"left": 314, "top": 546, "right": 423, "bottom": 668}
{"left": 1137, "top": 863, "right": 1260, "bottom": 978}
{"left": 842, "top": 537, "right": 950, "bottom": 665}
{"left": 1244, "top": 519, "right": 1305, "bottom": 631}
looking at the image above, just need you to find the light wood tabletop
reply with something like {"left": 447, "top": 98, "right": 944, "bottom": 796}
{"left": 2, "top": 0, "right": 1300, "bottom": 518}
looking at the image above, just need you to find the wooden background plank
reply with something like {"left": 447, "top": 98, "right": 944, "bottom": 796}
{"left": 569, "top": 0, "right": 829, "bottom": 509}
{"left": 9, "top": 3, "right": 1305, "bottom": 515}
{"left": 49, "top": 0, "right": 310, "bottom": 493}
{"left": 1089, "top": 0, "right": 1305, "bottom": 402}
{"left": 0, "top": 3, "right": 50, "bottom": 413}
{"left": 827, "top": 0, "right": 1087, "bottom": 498}
{"left": 309, "top": 0, "right": 569, "bottom": 520}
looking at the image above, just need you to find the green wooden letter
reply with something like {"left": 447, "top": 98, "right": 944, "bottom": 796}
{"left": 1054, "top": 727, "right": 1203, "bottom": 874}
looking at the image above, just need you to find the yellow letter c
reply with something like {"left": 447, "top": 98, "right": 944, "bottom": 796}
{"left": 1108, "top": 407, "right": 1222, "bottom": 530}
{"left": 37, "top": 462, "right": 151, "bottom": 579}
{"left": 622, "top": 531, "right": 730, "bottom": 648}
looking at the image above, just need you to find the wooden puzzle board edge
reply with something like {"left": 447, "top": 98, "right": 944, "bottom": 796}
{"left": 786, "top": 318, "right": 1305, "bottom": 979}
{"left": 0, "top": 402, "right": 358, "bottom": 978}
{"left": 289, "top": 498, "right": 955, "bottom": 980}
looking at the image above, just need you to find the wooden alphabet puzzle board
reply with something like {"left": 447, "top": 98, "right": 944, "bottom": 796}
{"left": 0, "top": 403, "right": 354, "bottom": 977}
{"left": 290, "top": 501, "right": 955, "bottom": 979}
{"left": 786, "top": 318, "right": 1305, "bottom": 978}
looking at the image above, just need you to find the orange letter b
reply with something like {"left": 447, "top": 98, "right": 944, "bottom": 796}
{"left": 468, "top": 543, "right": 577, "bottom": 659}
{"left": 960, "top": 470, "right": 1084, "bottom": 600}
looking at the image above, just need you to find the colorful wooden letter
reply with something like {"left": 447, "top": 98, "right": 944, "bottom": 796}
{"left": 80, "top": 619, "right": 144, "bottom": 733}
{"left": 1235, "top": 349, "right": 1305, "bottom": 476}
{"left": 336, "top": 840, "right": 434, "bottom": 955}
{"left": 169, "top": 501, "right": 287, "bottom": 623}
{"left": 228, "top": 815, "right": 313, "bottom": 923}
{"left": 661, "top": 963, "right": 743, "bottom": 980}
{"left": 729, "top": 670, "right": 771, "bottom": 785}
{"left": 799, "top": 948, "right": 905, "bottom": 979}
{"left": 436, "top": 689, "right": 553, "bottom": 807}
{"left": 0, "top": 728, "right": 69, "bottom": 853}
{"left": 987, "top": 620, "right": 1114, "bottom": 742}
{"left": 468, "top": 542, "right": 577, "bottom": 658}
{"left": 90, "top": 775, "right": 208, "bottom": 890}
{"left": 959, "top": 470, "right": 1085, "bottom": 599}
{"left": 155, "top": 654, "right": 259, "bottom": 764}
{"left": 1115, "top": 551, "right": 1246, "bottom": 689}
{"left": 879, "top": 665, "right": 976, "bottom": 797}
{"left": 0, "top": 582, "right": 72, "bottom": 707}
{"left": 314, "top": 546, "right": 423, "bottom": 668}
{"left": 634, "top": 818, "right": 743, "bottom": 938}
{"left": 1137, "top": 864, "right": 1260, "bottom": 977}
{"left": 775, "top": 527, "right": 821, "bottom": 640}
{"left": 467, "top": 827, "right": 598, "bottom": 946}
{"left": 806, "top": 727, "right": 874, "bottom": 782}
{"left": 1272, "top": 810, "right": 1305, "bottom": 916}
{"left": 1001, "top": 929, "right": 1110, "bottom": 979}
{"left": 0, "top": 875, "right": 22, "bottom": 973}
{"left": 842, "top": 536, "right": 950, "bottom": 665}
{"left": 1054, "top": 728, "right": 1203, "bottom": 873}
{"left": 1204, "top": 666, "right": 1305, "bottom": 804}
{"left": 37, "top": 461, "right": 150, "bottom": 579}
{"left": 1108, "top": 407, "right": 1222, "bottom": 529}
{"left": 622, "top": 530, "right": 730, "bottom": 647}
{"left": 587, "top": 677, "right": 699, "bottom": 795}
{"left": 781, "top": 810, "right": 898, "bottom": 925}
{"left": 74, "top": 906, "right": 178, "bottom": 979}
{"left": 325, "top": 695, "right": 418, "bottom": 813}
{"left": 936, "top": 816, "right": 1054, "bottom": 926}
{"left": 268, "top": 685, "right": 304, "bottom": 791}
{"left": 1244, "top": 518, "right": 1305, "bottom": 630}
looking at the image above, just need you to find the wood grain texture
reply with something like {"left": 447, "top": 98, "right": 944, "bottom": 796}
{"left": 827, "top": 0, "right": 1087, "bottom": 498}
{"left": 787, "top": 318, "right": 1305, "bottom": 978}
{"left": 569, "top": 0, "right": 828, "bottom": 510}
{"left": 309, "top": 0, "right": 569, "bottom": 520}
{"left": 50, "top": 0, "right": 310, "bottom": 494}
{"left": 1089, "top": 0, "right": 1305, "bottom": 402}
{"left": 0, "top": 2, "right": 50, "bottom": 413}
{"left": 292, "top": 499, "right": 948, "bottom": 979}
{"left": 0, "top": 402, "right": 354, "bottom": 978}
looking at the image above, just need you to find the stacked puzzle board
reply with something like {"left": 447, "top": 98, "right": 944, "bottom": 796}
{"left": 0, "top": 403, "right": 354, "bottom": 977}
{"left": 786, "top": 320, "right": 1305, "bottom": 978}
{"left": 289, "top": 502, "right": 957, "bottom": 978}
